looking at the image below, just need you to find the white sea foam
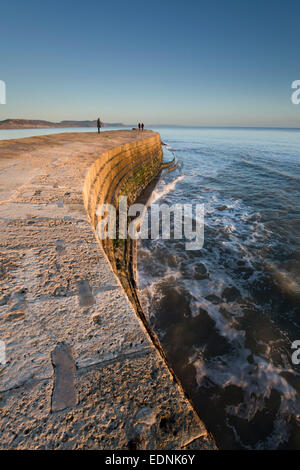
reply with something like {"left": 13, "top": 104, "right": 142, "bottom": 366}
{"left": 150, "top": 174, "right": 185, "bottom": 203}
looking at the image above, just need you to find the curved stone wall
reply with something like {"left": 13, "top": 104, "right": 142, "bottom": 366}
{"left": 83, "top": 133, "right": 163, "bottom": 230}
{"left": 0, "top": 131, "right": 216, "bottom": 450}
{"left": 83, "top": 131, "right": 199, "bottom": 425}
{"left": 82, "top": 131, "right": 216, "bottom": 449}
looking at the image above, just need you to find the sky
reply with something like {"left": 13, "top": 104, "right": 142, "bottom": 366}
{"left": 1, "top": 0, "right": 300, "bottom": 127}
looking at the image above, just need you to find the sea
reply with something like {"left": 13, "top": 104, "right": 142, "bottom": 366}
{"left": 138, "top": 126, "right": 300, "bottom": 449}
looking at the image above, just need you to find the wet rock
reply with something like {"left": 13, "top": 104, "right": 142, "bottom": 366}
{"left": 222, "top": 384, "right": 244, "bottom": 406}
{"left": 280, "top": 371, "right": 300, "bottom": 394}
{"left": 191, "top": 309, "right": 216, "bottom": 346}
{"left": 193, "top": 263, "right": 209, "bottom": 280}
{"left": 222, "top": 285, "right": 241, "bottom": 302}
{"left": 204, "top": 331, "right": 233, "bottom": 358}
{"left": 163, "top": 253, "right": 178, "bottom": 268}
{"left": 219, "top": 307, "right": 233, "bottom": 321}
{"left": 180, "top": 262, "right": 193, "bottom": 279}
{"left": 205, "top": 294, "right": 222, "bottom": 304}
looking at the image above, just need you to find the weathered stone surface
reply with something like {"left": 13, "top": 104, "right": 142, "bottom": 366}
{"left": 5, "top": 311, "right": 25, "bottom": 321}
{"left": 0, "top": 350, "right": 213, "bottom": 449}
{"left": 0, "top": 131, "right": 216, "bottom": 449}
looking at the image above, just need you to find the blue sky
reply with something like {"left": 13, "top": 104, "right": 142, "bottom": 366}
{"left": 1, "top": 0, "right": 300, "bottom": 127}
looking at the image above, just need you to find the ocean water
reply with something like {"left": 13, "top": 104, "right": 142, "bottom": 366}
{"left": 137, "top": 127, "right": 300, "bottom": 449}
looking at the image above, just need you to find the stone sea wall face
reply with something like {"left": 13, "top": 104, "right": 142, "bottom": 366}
{"left": 83, "top": 133, "right": 163, "bottom": 232}
{"left": 83, "top": 133, "right": 163, "bottom": 287}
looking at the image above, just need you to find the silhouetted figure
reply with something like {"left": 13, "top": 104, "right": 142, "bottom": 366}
{"left": 141, "top": 123, "right": 144, "bottom": 131}
{"left": 138, "top": 122, "right": 141, "bottom": 130}
{"left": 97, "top": 117, "right": 101, "bottom": 134}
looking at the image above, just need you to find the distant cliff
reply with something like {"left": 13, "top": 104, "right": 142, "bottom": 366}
{"left": 0, "top": 118, "right": 127, "bottom": 129}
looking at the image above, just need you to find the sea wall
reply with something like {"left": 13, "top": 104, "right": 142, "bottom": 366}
{"left": 83, "top": 133, "right": 164, "bottom": 327}
{"left": 83, "top": 132, "right": 163, "bottom": 245}
{"left": 83, "top": 133, "right": 217, "bottom": 447}
{"left": 0, "top": 131, "right": 216, "bottom": 449}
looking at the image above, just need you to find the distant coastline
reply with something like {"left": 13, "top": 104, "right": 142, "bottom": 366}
{"left": 0, "top": 118, "right": 128, "bottom": 129}
{"left": 0, "top": 119, "right": 299, "bottom": 131}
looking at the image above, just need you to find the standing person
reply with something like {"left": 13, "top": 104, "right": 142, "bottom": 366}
{"left": 97, "top": 117, "right": 101, "bottom": 134}
{"left": 141, "top": 122, "right": 144, "bottom": 131}
{"left": 138, "top": 122, "right": 141, "bottom": 130}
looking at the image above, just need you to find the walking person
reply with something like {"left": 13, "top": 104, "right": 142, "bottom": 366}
{"left": 97, "top": 117, "right": 101, "bottom": 134}
{"left": 141, "top": 122, "right": 144, "bottom": 131}
{"left": 138, "top": 122, "right": 141, "bottom": 130}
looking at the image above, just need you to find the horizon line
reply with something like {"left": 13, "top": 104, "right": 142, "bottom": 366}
{"left": 0, "top": 118, "right": 300, "bottom": 131}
